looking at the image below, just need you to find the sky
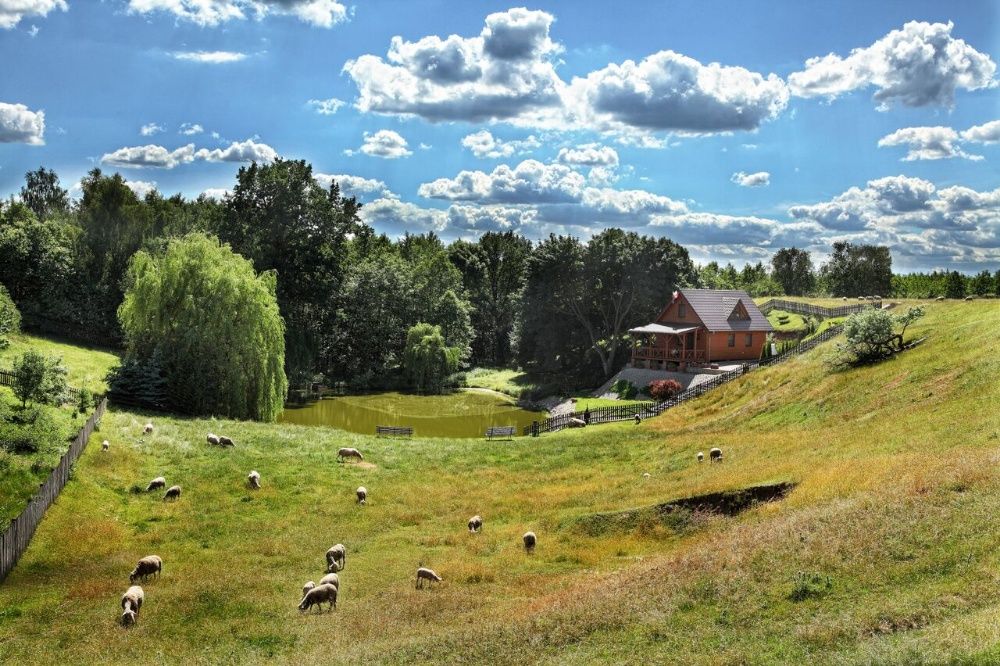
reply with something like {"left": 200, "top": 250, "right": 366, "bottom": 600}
{"left": 0, "top": 0, "right": 998, "bottom": 272}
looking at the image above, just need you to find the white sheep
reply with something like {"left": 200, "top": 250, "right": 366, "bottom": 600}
{"left": 356, "top": 486, "right": 367, "bottom": 505}
{"left": 302, "top": 581, "right": 316, "bottom": 597}
{"left": 143, "top": 423, "right": 153, "bottom": 435}
{"left": 965, "top": 295, "right": 974, "bottom": 301}
{"left": 337, "top": 447, "right": 363, "bottom": 462}
{"left": 326, "top": 544, "right": 346, "bottom": 573}
{"left": 101, "top": 440, "right": 110, "bottom": 452}
{"left": 129, "top": 555, "right": 162, "bottom": 583}
{"left": 120, "top": 585, "right": 144, "bottom": 627}
{"left": 298, "top": 583, "right": 337, "bottom": 612}
{"left": 163, "top": 485, "right": 182, "bottom": 501}
{"left": 416, "top": 567, "right": 442, "bottom": 589}
{"left": 146, "top": 476, "right": 166, "bottom": 492}
{"left": 468, "top": 515, "right": 483, "bottom": 533}
{"left": 523, "top": 531, "right": 537, "bottom": 552}
{"left": 642, "top": 472, "right": 651, "bottom": 479}
{"left": 218, "top": 435, "right": 235, "bottom": 447}
{"left": 697, "top": 452, "right": 704, "bottom": 463}
{"left": 319, "top": 573, "right": 340, "bottom": 590}
{"left": 936, "top": 296, "right": 945, "bottom": 301}
{"left": 841, "top": 297, "right": 848, "bottom": 301}
{"left": 207, "top": 433, "right": 220, "bottom": 446}
{"left": 567, "top": 417, "right": 586, "bottom": 428}
{"left": 634, "top": 413, "right": 641, "bottom": 425}
{"left": 710, "top": 447, "right": 723, "bottom": 463}
{"left": 248, "top": 471, "right": 261, "bottom": 490}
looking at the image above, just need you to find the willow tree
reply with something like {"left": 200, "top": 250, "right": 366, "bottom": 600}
{"left": 403, "top": 323, "right": 460, "bottom": 394}
{"left": 118, "top": 233, "right": 287, "bottom": 421}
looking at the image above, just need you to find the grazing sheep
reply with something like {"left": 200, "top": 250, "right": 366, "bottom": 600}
{"left": 207, "top": 433, "right": 220, "bottom": 446}
{"left": 218, "top": 435, "right": 235, "bottom": 447}
{"left": 965, "top": 295, "right": 974, "bottom": 301}
{"left": 319, "top": 573, "right": 340, "bottom": 590}
{"left": 146, "top": 476, "right": 166, "bottom": 492}
{"left": 634, "top": 414, "right": 642, "bottom": 425}
{"left": 247, "top": 470, "right": 261, "bottom": 490}
{"left": 298, "top": 583, "right": 337, "bottom": 612}
{"left": 120, "top": 585, "right": 144, "bottom": 627}
{"left": 356, "top": 486, "right": 367, "bottom": 505}
{"left": 642, "top": 472, "right": 651, "bottom": 479}
{"left": 326, "top": 544, "right": 346, "bottom": 572}
{"left": 143, "top": 423, "right": 153, "bottom": 435}
{"left": 416, "top": 567, "right": 442, "bottom": 589}
{"left": 468, "top": 515, "right": 483, "bottom": 533}
{"left": 697, "top": 451, "right": 704, "bottom": 463}
{"left": 710, "top": 447, "right": 723, "bottom": 463}
{"left": 101, "top": 440, "right": 110, "bottom": 452}
{"left": 337, "top": 447, "right": 363, "bottom": 462}
{"left": 129, "top": 555, "right": 162, "bottom": 583}
{"left": 523, "top": 531, "right": 537, "bottom": 552}
{"left": 841, "top": 297, "right": 848, "bottom": 301}
{"left": 163, "top": 485, "right": 182, "bottom": 501}
{"left": 567, "top": 417, "right": 586, "bottom": 428}
{"left": 302, "top": 581, "right": 316, "bottom": 597}
{"left": 935, "top": 296, "right": 945, "bottom": 301}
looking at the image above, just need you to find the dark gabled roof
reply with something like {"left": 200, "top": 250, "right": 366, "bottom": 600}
{"left": 679, "top": 289, "right": 773, "bottom": 332}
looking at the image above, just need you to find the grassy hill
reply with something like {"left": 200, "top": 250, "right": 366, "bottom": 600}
{"left": 1, "top": 300, "right": 999, "bottom": 664}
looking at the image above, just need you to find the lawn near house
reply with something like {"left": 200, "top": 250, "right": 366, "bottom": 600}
{"left": 766, "top": 308, "right": 810, "bottom": 333}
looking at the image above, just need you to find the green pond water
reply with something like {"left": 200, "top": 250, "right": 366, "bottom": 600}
{"left": 278, "top": 390, "right": 546, "bottom": 438}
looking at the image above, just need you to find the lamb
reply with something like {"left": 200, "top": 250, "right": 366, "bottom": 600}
{"left": 416, "top": 567, "right": 442, "bottom": 589}
{"left": 143, "top": 423, "right": 153, "bottom": 435}
{"left": 356, "top": 486, "right": 367, "bottom": 505}
{"left": 298, "top": 583, "right": 337, "bottom": 612}
{"left": 337, "top": 447, "right": 363, "bottom": 462}
{"left": 207, "top": 433, "right": 220, "bottom": 446}
{"left": 319, "top": 573, "right": 340, "bottom": 590}
{"left": 302, "top": 581, "right": 316, "bottom": 597}
{"left": 523, "top": 531, "right": 537, "bottom": 552}
{"left": 468, "top": 515, "right": 483, "bottom": 533}
{"left": 218, "top": 435, "right": 235, "bottom": 447}
{"left": 163, "top": 485, "right": 182, "bottom": 501}
{"left": 129, "top": 555, "right": 162, "bottom": 583}
{"left": 697, "top": 452, "right": 704, "bottom": 463}
{"left": 146, "top": 476, "right": 166, "bottom": 492}
{"left": 102, "top": 440, "right": 110, "bottom": 452}
{"left": 642, "top": 472, "right": 651, "bottom": 479}
{"left": 326, "top": 544, "right": 346, "bottom": 572}
{"left": 120, "top": 585, "right": 144, "bottom": 627}
{"left": 248, "top": 470, "right": 261, "bottom": 490}
{"left": 710, "top": 447, "right": 723, "bottom": 463}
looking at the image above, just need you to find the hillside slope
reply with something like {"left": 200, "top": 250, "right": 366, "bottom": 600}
{"left": 0, "top": 300, "right": 998, "bottom": 664}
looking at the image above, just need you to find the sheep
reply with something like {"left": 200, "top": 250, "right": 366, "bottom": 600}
{"left": 416, "top": 567, "right": 442, "bottom": 589}
{"left": 101, "top": 440, "right": 110, "bottom": 452}
{"left": 218, "top": 435, "right": 235, "bottom": 447}
{"left": 567, "top": 417, "right": 586, "bottom": 428}
{"left": 523, "top": 531, "right": 537, "bottom": 553}
{"left": 468, "top": 515, "right": 483, "bottom": 533}
{"left": 326, "top": 544, "right": 346, "bottom": 573}
{"left": 841, "top": 297, "right": 848, "bottom": 301}
{"left": 146, "top": 476, "right": 166, "bottom": 492}
{"left": 143, "top": 423, "right": 153, "bottom": 435}
{"left": 319, "top": 573, "right": 340, "bottom": 590}
{"left": 642, "top": 472, "right": 651, "bottom": 479}
{"left": 710, "top": 447, "right": 723, "bottom": 463}
{"left": 207, "top": 433, "right": 220, "bottom": 446}
{"left": 129, "top": 555, "right": 162, "bottom": 583}
{"left": 965, "top": 295, "right": 974, "bottom": 301}
{"left": 337, "top": 447, "right": 363, "bottom": 462}
{"left": 298, "top": 583, "right": 337, "bottom": 612}
{"left": 697, "top": 452, "right": 704, "bottom": 463}
{"left": 935, "top": 296, "right": 945, "bottom": 301}
{"left": 247, "top": 470, "right": 261, "bottom": 490}
{"left": 356, "top": 486, "right": 367, "bottom": 505}
{"left": 120, "top": 585, "right": 144, "bottom": 627}
{"left": 163, "top": 485, "right": 182, "bottom": 501}
{"left": 634, "top": 414, "right": 642, "bottom": 425}
{"left": 302, "top": 581, "right": 316, "bottom": 597}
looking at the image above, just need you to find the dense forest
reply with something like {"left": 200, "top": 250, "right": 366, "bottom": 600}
{"left": 1, "top": 163, "right": 997, "bottom": 391}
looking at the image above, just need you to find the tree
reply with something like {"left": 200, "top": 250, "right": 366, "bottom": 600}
{"left": 12, "top": 350, "right": 67, "bottom": 407}
{"left": 403, "top": 323, "right": 460, "bottom": 393}
{"left": 20, "top": 167, "right": 69, "bottom": 220}
{"left": 834, "top": 306, "right": 924, "bottom": 367}
{"left": 117, "top": 233, "right": 287, "bottom": 421}
{"left": 0, "top": 284, "right": 20, "bottom": 348}
{"left": 944, "top": 271, "right": 966, "bottom": 299}
{"left": 771, "top": 248, "right": 815, "bottom": 296}
{"left": 970, "top": 270, "right": 993, "bottom": 296}
{"left": 822, "top": 242, "right": 892, "bottom": 297}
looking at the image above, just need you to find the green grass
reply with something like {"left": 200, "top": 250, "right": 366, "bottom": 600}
{"left": 463, "top": 367, "right": 542, "bottom": 398}
{"left": 0, "top": 332, "right": 120, "bottom": 394}
{"left": 571, "top": 396, "right": 650, "bottom": 410}
{"left": 766, "top": 308, "right": 810, "bottom": 333}
{"left": 1, "top": 299, "right": 999, "bottom": 664}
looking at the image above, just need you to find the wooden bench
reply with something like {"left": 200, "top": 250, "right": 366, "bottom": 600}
{"left": 485, "top": 426, "right": 516, "bottom": 440}
{"left": 376, "top": 425, "right": 413, "bottom": 437}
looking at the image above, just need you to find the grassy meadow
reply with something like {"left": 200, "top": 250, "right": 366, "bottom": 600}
{"left": 0, "top": 332, "right": 120, "bottom": 394}
{"left": 1, "top": 299, "right": 999, "bottom": 664}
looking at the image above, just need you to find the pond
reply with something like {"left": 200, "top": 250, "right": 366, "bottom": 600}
{"left": 278, "top": 389, "right": 547, "bottom": 438}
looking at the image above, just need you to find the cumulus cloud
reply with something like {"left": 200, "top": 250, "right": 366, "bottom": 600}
{"left": 179, "top": 122, "right": 204, "bottom": 136}
{"left": 140, "top": 122, "right": 164, "bottom": 136}
{"left": 125, "top": 180, "right": 158, "bottom": 198}
{"left": 0, "top": 102, "right": 45, "bottom": 144}
{"left": 127, "top": 0, "right": 348, "bottom": 28}
{"left": 788, "top": 21, "right": 996, "bottom": 109}
{"left": 556, "top": 143, "right": 619, "bottom": 167}
{"left": 0, "top": 0, "right": 66, "bottom": 30}
{"left": 350, "top": 130, "right": 412, "bottom": 159}
{"left": 461, "top": 130, "right": 540, "bottom": 158}
{"left": 314, "top": 173, "right": 395, "bottom": 200}
{"left": 201, "top": 187, "right": 231, "bottom": 200}
{"left": 101, "top": 139, "right": 276, "bottom": 168}
{"left": 307, "top": 97, "right": 345, "bottom": 115}
{"left": 419, "top": 159, "right": 585, "bottom": 203}
{"left": 730, "top": 171, "right": 770, "bottom": 187}
{"left": 788, "top": 175, "right": 940, "bottom": 231}
{"left": 172, "top": 50, "right": 247, "bottom": 64}
{"left": 877, "top": 126, "right": 982, "bottom": 161}
{"left": 961, "top": 119, "right": 1000, "bottom": 144}
{"left": 194, "top": 138, "right": 277, "bottom": 162}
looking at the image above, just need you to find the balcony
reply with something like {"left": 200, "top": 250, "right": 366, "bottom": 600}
{"left": 632, "top": 347, "right": 705, "bottom": 362}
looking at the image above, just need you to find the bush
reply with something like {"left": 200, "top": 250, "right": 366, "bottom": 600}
{"left": 832, "top": 306, "right": 925, "bottom": 367}
{"left": 106, "top": 353, "right": 168, "bottom": 411}
{"left": 648, "top": 379, "right": 683, "bottom": 401}
{"left": 11, "top": 350, "right": 67, "bottom": 407}
{"left": 610, "top": 379, "right": 637, "bottom": 400}
{"left": 0, "top": 283, "right": 20, "bottom": 349}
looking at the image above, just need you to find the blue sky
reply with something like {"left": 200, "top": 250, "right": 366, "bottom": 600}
{"left": 1, "top": 0, "right": 998, "bottom": 271}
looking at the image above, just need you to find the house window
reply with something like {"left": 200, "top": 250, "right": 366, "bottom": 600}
{"left": 678, "top": 303, "right": 686, "bottom": 318}
{"left": 727, "top": 333, "right": 735, "bottom": 347}
{"left": 745, "top": 333, "right": 753, "bottom": 347}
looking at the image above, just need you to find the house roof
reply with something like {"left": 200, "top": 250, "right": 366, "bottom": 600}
{"left": 629, "top": 323, "right": 700, "bottom": 335}
{"left": 677, "top": 289, "right": 773, "bottom": 333}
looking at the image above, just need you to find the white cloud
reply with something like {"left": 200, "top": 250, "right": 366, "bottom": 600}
{"left": 0, "top": 102, "right": 45, "bottom": 144}
{"left": 101, "top": 139, "right": 276, "bottom": 168}
{"left": 731, "top": 171, "right": 770, "bottom": 187}
{"left": 27, "top": 23, "right": 38, "bottom": 36}
{"left": 556, "top": 143, "right": 619, "bottom": 167}
{"left": 315, "top": 173, "right": 395, "bottom": 200}
{"left": 172, "top": 50, "right": 247, "bottom": 64}
{"left": 0, "top": 0, "right": 66, "bottom": 30}
{"left": 307, "top": 97, "right": 345, "bottom": 115}
{"left": 419, "top": 159, "right": 585, "bottom": 203}
{"left": 360, "top": 197, "right": 448, "bottom": 233}
{"left": 194, "top": 138, "right": 277, "bottom": 162}
{"left": 357, "top": 129, "right": 412, "bottom": 159}
{"left": 877, "top": 126, "right": 982, "bottom": 161}
{"left": 179, "top": 122, "right": 204, "bottom": 136}
{"left": 961, "top": 119, "right": 1000, "bottom": 144}
{"left": 201, "top": 187, "right": 231, "bottom": 200}
{"left": 460, "top": 130, "right": 540, "bottom": 158}
{"left": 788, "top": 21, "right": 996, "bottom": 109}
{"left": 127, "top": 0, "right": 348, "bottom": 28}
{"left": 358, "top": 197, "right": 540, "bottom": 237}
{"left": 140, "top": 122, "right": 164, "bottom": 136}
{"left": 125, "top": 180, "right": 158, "bottom": 198}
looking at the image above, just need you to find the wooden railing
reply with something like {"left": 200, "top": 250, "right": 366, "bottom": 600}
{"left": 632, "top": 347, "right": 705, "bottom": 361}
{"left": 758, "top": 298, "right": 880, "bottom": 318}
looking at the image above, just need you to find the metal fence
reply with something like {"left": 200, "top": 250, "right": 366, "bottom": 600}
{"left": 758, "top": 298, "right": 880, "bottom": 318}
{"left": 0, "top": 397, "right": 107, "bottom": 583}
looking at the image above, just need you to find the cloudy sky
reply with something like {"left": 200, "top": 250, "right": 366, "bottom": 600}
{"left": 1, "top": 0, "right": 998, "bottom": 271}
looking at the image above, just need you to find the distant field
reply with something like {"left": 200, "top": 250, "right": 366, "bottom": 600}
{"left": 2, "top": 301, "right": 999, "bottom": 664}
{"left": 0, "top": 332, "right": 119, "bottom": 394}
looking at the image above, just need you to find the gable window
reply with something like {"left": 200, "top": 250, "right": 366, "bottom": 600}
{"left": 678, "top": 303, "right": 686, "bottom": 318}
{"left": 727, "top": 333, "right": 735, "bottom": 347}
{"left": 745, "top": 333, "right": 753, "bottom": 347}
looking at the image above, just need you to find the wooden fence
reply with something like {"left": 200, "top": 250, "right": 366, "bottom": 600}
{"left": 525, "top": 325, "right": 843, "bottom": 436}
{"left": 0, "top": 397, "right": 107, "bottom": 584}
{"left": 0, "top": 369, "right": 13, "bottom": 388}
{"left": 758, "top": 298, "right": 880, "bottom": 318}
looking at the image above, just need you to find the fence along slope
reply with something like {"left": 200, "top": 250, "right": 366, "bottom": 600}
{"left": 0, "top": 398, "right": 107, "bottom": 583}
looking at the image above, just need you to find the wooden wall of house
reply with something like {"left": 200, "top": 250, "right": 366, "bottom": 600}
{"left": 656, "top": 293, "right": 704, "bottom": 326}
{"left": 707, "top": 331, "right": 766, "bottom": 362}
